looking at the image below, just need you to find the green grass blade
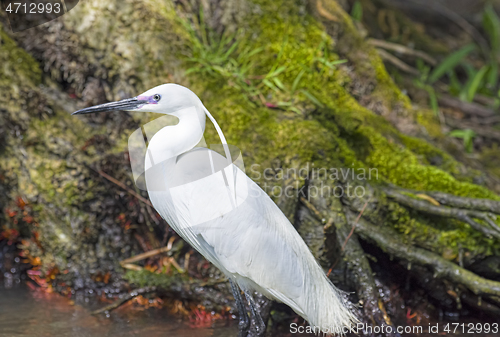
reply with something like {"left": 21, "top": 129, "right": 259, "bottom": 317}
{"left": 428, "top": 87, "right": 439, "bottom": 116}
{"left": 246, "top": 47, "right": 264, "bottom": 59}
{"left": 458, "top": 63, "right": 478, "bottom": 101}
{"left": 289, "top": 107, "right": 302, "bottom": 114}
{"left": 327, "top": 59, "right": 348, "bottom": 67}
{"left": 301, "top": 90, "right": 324, "bottom": 107}
{"left": 273, "top": 77, "right": 287, "bottom": 91}
{"left": 483, "top": 4, "right": 500, "bottom": 52}
{"left": 277, "top": 101, "right": 292, "bottom": 107}
{"left": 184, "top": 68, "right": 200, "bottom": 75}
{"left": 467, "top": 66, "right": 489, "bottom": 102}
{"left": 263, "top": 79, "right": 279, "bottom": 92}
{"left": 449, "top": 130, "right": 467, "bottom": 137}
{"left": 448, "top": 70, "right": 462, "bottom": 96}
{"left": 223, "top": 41, "right": 239, "bottom": 60}
{"left": 487, "top": 62, "right": 499, "bottom": 90}
{"left": 449, "top": 129, "right": 476, "bottom": 153}
{"left": 267, "top": 66, "right": 287, "bottom": 78}
{"left": 351, "top": 1, "right": 363, "bottom": 22}
{"left": 428, "top": 44, "right": 476, "bottom": 83}
{"left": 198, "top": 8, "right": 208, "bottom": 47}
{"left": 292, "top": 69, "right": 306, "bottom": 92}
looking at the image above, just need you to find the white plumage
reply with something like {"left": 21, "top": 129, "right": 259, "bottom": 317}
{"left": 148, "top": 151, "right": 356, "bottom": 333}
{"left": 73, "top": 83, "right": 356, "bottom": 334}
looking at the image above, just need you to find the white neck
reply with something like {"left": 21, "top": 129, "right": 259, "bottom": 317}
{"left": 146, "top": 106, "right": 206, "bottom": 168}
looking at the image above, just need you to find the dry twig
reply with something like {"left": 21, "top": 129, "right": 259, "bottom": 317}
{"left": 300, "top": 197, "right": 325, "bottom": 222}
{"left": 120, "top": 236, "right": 178, "bottom": 271}
{"left": 96, "top": 169, "right": 152, "bottom": 206}
{"left": 91, "top": 286, "right": 157, "bottom": 315}
{"left": 120, "top": 244, "right": 174, "bottom": 266}
{"left": 375, "top": 48, "right": 420, "bottom": 76}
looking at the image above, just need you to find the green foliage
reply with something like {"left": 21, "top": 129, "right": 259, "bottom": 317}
{"left": 483, "top": 3, "right": 500, "bottom": 53}
{"left": 425, "top": 6, "right": 500, "bottom": 103}
{"left": 428, "top": 44, "right": 476, "bottom": 84}
{"left": 463, "top": 65, "right": 489, "bottom": 102}
{"left": 415, "top": 80, "right": 439, "bottom": 116}
{"left": 181, "top": 11, "right": 345, "bottom": 113}
{"left": 410, "top": 4, "right": 500, "bottom": 143}
{"left": 415, "top": 59, "right": 439, "bottom": 116}
{"left": 482, "top": 4, "right": 500, "bottom": 98}
{"left": 449, "top": 129, "right": 476, "bottom": 153}
{"left": 486, "top": 61, "right": 499, "bottom": 91}
{"left": 181, "top": 12, "right": 263, "bottom": 98}
{"left": 350, "top": 1, "right": 363, "bottom": 22}
{"left": 0, "top": 28, "right": 42, "bottom": 86}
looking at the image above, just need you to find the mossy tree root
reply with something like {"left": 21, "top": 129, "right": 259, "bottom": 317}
{"left": 330, "top": 200, "right": 397, "bottom": 333}
{"left": 409, "top": 265, "right": 500, "bottom": 315}
{"left": 425, "top": 192, "right": 500, "bottom": 215}
{"left": 348, "top": 211, "right": 500, "bottom": 302}
{"left": 387, "top": 186, "right": 500, "bottom": 215}
{"left": 383, "top": 189, "right": 500, "bottom": 239}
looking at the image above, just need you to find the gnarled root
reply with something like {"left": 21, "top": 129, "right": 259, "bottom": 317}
{"left": 383, "top": 189, "right": 500, "bottom": 239}
{"left": 347, "top": 210, "right": 500, "bottom": 303}
{"left": 329, "top": 199, "right": 399, "bottom": 335}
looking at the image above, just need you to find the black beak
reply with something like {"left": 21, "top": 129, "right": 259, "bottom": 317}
{"left": 72, "top": 97, "right": 149, "bottom": 115}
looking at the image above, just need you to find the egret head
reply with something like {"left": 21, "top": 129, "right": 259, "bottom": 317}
{"left": 72, "top": 84, "right": 203, "bottom": 116}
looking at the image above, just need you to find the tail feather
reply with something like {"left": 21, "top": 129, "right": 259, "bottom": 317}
{"left": 265, "top": 258, "right": 358, "bottom": 335}
{"left": 304, "top": 271, "right": 358, "bottom": 335}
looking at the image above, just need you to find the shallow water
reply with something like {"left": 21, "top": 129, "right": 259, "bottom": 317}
{"left": 1, "top": 283, "right": 498, "bottom": 337}
{"left": 0, "top": 283, "right": 238, "bottom": 337}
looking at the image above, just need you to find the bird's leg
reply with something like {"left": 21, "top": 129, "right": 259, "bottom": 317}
{"left": 243, "top": 289, "right": 266, "bottom": 336}
{"left": 229, "top": 279, "right": 250, "bottom": 334}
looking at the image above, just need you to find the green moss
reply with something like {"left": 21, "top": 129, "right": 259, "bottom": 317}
{"left": 178, "top": 0, "right": 500, "bottom": 259}
{"left": 384, "top": 200, "right": 500, "bottom": 259}
{"left": 0, "top": 28, "right": 41, "bottom": 87}
{"left": 480, "top": 144, "right": 500, "bottom": 179}
{"left": 368, "top": 48, "right": 413, "bottom": 110}
{"left": 414, "top": 109, "right": 442, "bottom": 138}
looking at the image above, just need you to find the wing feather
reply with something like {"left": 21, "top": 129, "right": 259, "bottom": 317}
{"left": 148, "top": 149, "right": 317, "bottom": 308}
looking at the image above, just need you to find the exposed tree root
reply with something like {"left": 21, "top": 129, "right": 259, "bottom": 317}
{"left": 387, "top": 186, "right": 500, "bottom": 215}
{"left": 409, "top": 265, "right": 461, "bottom": 310}
{"left": 408, "top": 265, "right": 500, "bottom": 316}
{"left": 383, "top": 189, "right": 500, "bottom": 239}
{"left": 368, "top": 38, "right": 437, "bottom": 65}
{"left": 375, "top": 48, "right": 420, "bottom": 76}
{"left": 424, "top": 192, "right": 500, "bottom": 215}
{"left": 347, "top": 211, "right": 500, "bottom": 301}
{"left": 461, "top": 292, "right": 500, "bottom": 315}
{"left": 438, "top": 95, "right": 496, "bottom": 118}
{"left": 329, "top": 199, "right": 398, "bottom": 334}
{"left": 300, "top": 196, "right": 326, "bottom": 223}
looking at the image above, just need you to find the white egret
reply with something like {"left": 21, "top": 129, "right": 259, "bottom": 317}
{"left": 73, "top": 84, "right": 356, "bottom": 335}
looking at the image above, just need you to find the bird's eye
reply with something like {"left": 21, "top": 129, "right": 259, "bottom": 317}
{"left": 153, "top": 94, "right": 161, "bottom": 102}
